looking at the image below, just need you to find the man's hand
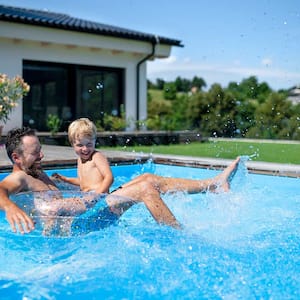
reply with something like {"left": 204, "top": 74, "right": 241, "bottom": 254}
{"left": 5, "top": 202, "right": 35, "bottom": 234}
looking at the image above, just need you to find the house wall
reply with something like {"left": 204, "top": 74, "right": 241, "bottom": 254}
{"left": 0, "top": 21, "right": 172, "bottom": 133}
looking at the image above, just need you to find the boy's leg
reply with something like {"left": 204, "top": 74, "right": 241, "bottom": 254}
{"left": 107, "top": 181, "right": 181, "bottom": 229}
{"left": 107, "top": 157, "right": 240, "bottom": 229}
{"left": 121, "top": 157, "right": 240, "bottom": 194}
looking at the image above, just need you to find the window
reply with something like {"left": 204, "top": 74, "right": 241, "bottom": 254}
{"left": 23, "top": 60, "right": 124, "bottom": 131}
{"left": 77, "top": 68, "right": 123, "bottom": 128}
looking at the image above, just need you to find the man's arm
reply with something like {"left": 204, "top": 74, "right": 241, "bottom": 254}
{"left": 0, "top": 173, "right": 35, "bottom": 233}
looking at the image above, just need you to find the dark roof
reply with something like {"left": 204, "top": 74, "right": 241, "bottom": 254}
{"left": 0, "top": 5, "right": 183, "bottom": 47}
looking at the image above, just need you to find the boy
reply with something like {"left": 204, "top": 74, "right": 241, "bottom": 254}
{"left": 52, "top": 118, "right": 113, "bottom": 194}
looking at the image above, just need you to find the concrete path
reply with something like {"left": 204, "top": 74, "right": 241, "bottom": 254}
{"left": 0, "top": 144, "right": 299, "bottom": 177}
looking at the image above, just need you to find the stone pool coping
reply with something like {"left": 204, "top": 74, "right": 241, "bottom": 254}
{"left": 0, "top": 144, "right": 299, "bottom": 178}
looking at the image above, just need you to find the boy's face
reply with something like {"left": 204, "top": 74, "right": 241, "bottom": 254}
{"left": 73, "top": 137, "right": 96, "bottom": 161}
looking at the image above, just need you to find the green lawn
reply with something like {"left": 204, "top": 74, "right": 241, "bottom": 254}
{"left": 106, "top": 140, "right": 300, "bottom": 164}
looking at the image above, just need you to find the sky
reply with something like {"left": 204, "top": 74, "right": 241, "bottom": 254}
{"left": 1, "top": 0, "right": 300, "bottom": 90}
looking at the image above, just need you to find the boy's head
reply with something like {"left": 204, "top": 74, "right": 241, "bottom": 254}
{"left": 68, "top": 118, "right": 97, "bottom": 145}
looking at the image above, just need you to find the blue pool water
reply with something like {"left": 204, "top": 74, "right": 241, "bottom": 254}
{"left": 0, "top": 160, "right": 300, "bottom": 299}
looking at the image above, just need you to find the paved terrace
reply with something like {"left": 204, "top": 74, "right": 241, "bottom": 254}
{"left": 0, "top": 144, "right": 299, "bottom": 178}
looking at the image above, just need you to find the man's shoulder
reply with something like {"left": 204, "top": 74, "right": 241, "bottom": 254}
{"left": 0, "top": 170, "right": 28, "bottom": 193}
{"left": 10, "top": 170, "right": 27, "bottom": 179}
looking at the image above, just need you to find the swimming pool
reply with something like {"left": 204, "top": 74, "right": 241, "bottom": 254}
{"left": 0, "top": 160, "right": 300, "bottom": 299}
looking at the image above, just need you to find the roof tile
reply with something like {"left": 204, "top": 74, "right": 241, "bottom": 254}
{"left": 0, "top": 5, "right": 183, "bottom": 47}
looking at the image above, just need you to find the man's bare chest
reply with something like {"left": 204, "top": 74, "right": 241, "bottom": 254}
{"left": 26, "top": 174, "right": 57, "bottom": 192}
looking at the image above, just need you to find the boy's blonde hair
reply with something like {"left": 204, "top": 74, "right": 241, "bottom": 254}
{"left": 68, "top": 118, "right": 97, "bottom": 145}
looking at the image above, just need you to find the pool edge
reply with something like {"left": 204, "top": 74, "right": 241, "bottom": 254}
{"left": 0, "top": 146, "right": 299, "bottom": 178}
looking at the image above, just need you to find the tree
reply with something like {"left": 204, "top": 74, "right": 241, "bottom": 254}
{"left": 283, "top": 104, "right": 300, "bottom": 140}
{"left": 163, "top": 82, "right": 177, "bottom": 100}
{"left": 155, "top": 78, "right": 165, "bottom": 90}
{"left": 147, "top": 75, "right": 299, "bottom": 140}
{"left": 186, "top": 91, "right": 209, "bottom": 129}
{"left": 147, "top": 79, "right": 156, "bottom": 89}
{"left": 191, "top": 76, "right": 206, "bottom": 91}
{"left": 246, "top": 92, "right": 293, "bottom": 139}
{"left": 146, "top": 96, "right": 174, "bottom": 130}
{"left": 174, "top": 76, "right": 191, "bottom": 92}
{"left": 169, "top": 93, "right": 191, "bottom": 130}
{"left": 226, "top": 82, "right": 256, "bottom": 137}
{"left": 239, "top": 76, "right": 260, "bottom": 99}
{"left": 204, "top": 84, "right": 238, "bottom": 137}
{"left": 186, "top": 84, "right": 238, "bottom": 137}
{"left": 257, "top": 81, "right": 272, "bottom": 103}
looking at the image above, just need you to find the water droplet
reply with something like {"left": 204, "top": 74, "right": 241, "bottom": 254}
{"left": 96, "top": 82, "right": 103, "bottom": 89}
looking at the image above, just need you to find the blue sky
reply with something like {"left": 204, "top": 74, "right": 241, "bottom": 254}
{"left": 1, "top": 0, "right": 300, "bottom": 90}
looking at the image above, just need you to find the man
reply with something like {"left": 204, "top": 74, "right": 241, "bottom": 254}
{"left": 0, "top": 127, "right": 240, "bottom": 234}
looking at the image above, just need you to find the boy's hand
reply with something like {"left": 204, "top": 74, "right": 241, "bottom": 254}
{"left": 51, "top": 173, "right": 64, "bottom": 180}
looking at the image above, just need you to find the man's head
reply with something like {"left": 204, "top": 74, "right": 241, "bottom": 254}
{"left": 5, "top": 127, "right": 44, "bottom": 177}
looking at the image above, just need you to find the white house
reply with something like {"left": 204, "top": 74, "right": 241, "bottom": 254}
{"left": 287, "top": 86, "right": 300, "bottom": 105}
{"left": 0, "top": 5, "right": 182, "bottom": 133}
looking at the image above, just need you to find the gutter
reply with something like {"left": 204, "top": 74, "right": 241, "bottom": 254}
{"left": 136, "top": 36, "right": 159, "bottom": 129}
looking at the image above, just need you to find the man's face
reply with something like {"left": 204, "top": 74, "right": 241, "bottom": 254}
{"left": 19, "top": 135, "right": 44, "bottom": 177}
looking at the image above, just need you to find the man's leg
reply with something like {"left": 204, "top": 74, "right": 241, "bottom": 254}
{"left": 34, "top": 193, "right": 89, "bottom": 235}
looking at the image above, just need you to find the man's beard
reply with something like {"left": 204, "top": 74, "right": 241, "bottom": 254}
{"left": 24, "top": 163, "right": 43, "bottom": 178}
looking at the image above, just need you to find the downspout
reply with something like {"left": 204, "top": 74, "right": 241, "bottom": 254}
{"left": 136, "top": 36, "right": 159, "bottom": 129}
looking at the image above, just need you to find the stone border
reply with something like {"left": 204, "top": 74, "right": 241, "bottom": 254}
{"left": 0, "top": 145, "right": 299, "bottom": 178}
{"left": 22, "top": 153, "right": 300, "bottom": 178}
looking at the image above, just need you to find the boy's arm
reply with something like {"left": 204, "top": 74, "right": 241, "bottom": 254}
{"left": 93, "top": 152, "right": 114, "bottom": 194}
{"left": 0, "top": 173, "right": 35, "bottom": 233}
{"left": 51, "top": 173, "right": 80, "bottom": 186}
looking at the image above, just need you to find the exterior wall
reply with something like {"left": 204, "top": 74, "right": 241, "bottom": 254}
{"left": 0, "top": 38, "right": 23, "bottom": 130}
{"left": 287, "top": 87, "right": 300, "bottom": 105}
{"left": 0, "top": 21, "right": 172, "bottom": 133}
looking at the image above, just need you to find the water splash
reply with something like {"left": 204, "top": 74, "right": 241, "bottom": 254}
{"left": 1, "top": 164, "right": 300, "bottom": 299}
{"left": 139, "top": 157, "right": 156, "bottom": 173}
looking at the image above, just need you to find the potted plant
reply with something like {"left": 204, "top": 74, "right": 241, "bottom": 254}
{"left": 46, "top": 113, "right": 62, "bottom": 136}
{"left": 0, "top": 73, "right": 30, "bottom": 134}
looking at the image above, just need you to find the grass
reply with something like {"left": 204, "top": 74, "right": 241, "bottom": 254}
{"left": 148, "top": 89, "right": 165, "bottom": 102}
{"left": 105, "top": 140, "right": 300, "bottom": 164}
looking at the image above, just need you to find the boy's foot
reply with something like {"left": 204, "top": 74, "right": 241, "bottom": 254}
{"left": 210, "top": 157, "right": 240, "bottom": 192}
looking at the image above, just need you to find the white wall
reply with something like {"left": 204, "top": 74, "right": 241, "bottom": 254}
{"left": 0, "top": 39, "right": 23, "bottom": 130}
{"left": 0, "top": 21, "right": 172, "bottom": 133}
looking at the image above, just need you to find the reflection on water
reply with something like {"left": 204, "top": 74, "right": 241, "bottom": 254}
{"left": 0, "top": 161, "right": 300, "bottom": 299}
